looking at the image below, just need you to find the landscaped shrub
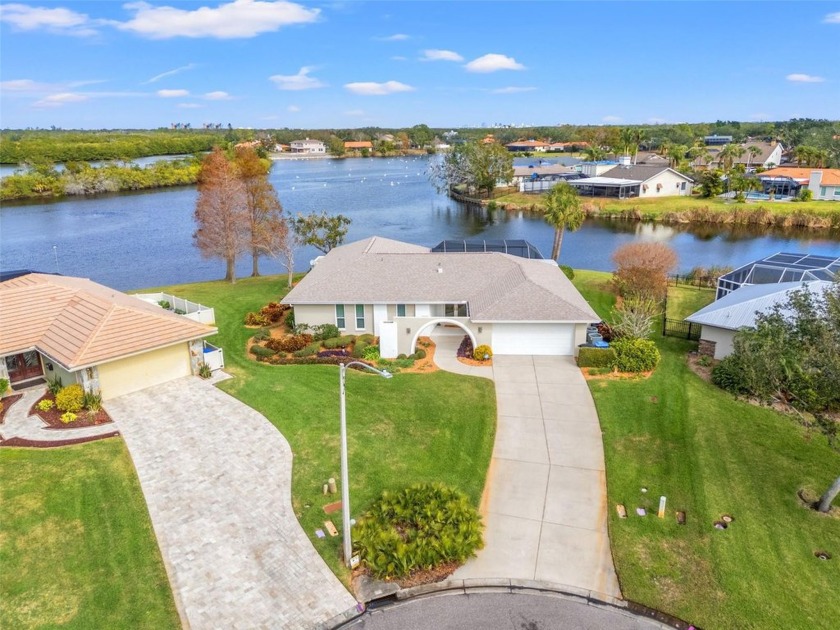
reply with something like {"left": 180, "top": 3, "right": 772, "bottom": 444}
{"left": 711, "top": 355, "right": 748, "bottom": 394}
{"left": 37, "top": 399, "right": 55, "bottom": 411}
{"left": 352, "top": 340, "right": 369, "bottom": 358}
{"left": 559, "top": 264, "right": 575, "bottom": 280}
{"left": 157, "top": 300, "right": 171, "bottom": 310}
{"left": 457, "top": 335, "right": 473, "bottom": 359}
{"left": 55, "top": 384, "right": 84, "bottom": 413}
{"left": 47, "top": 377, "right": 63, "bottom": 395}
{"left": 414, "top": 348, "right": 426, "bottom": 360}
{"left": 611, "top": 338, "right": 660, "bottom": 373}
{"left": 83, "top": 391, "right": 103, "bottom": 412}
{"left": 258, "top": 355, "right": 374, "bottom": 367}
{"left": 0, "top": 378, "right": 8, "bottom": 397}
{"left": 244, "top": 311, "right": 270, "bottom": 327}
{"left": 198, "top": 362, "right": 213, "bottom": 378}
{"left": 357, "top": 334, "right": 376, "bottom": 345}
{"left": 60, "top": 412, "right": 78, "bottom": 424}
{"left": 285, "top": 310, "right": 295, "bottom": 329}
{"left": 577, "top": 347, "right": 617, "bottom": 368}
{"left": 323, "top": 335, "right": 355, "bottom": 349}
{"left": 250, "top": 344, "right": 276, "bottom": 358}
{"left": 354, "top": 483, "right": 484, "bottom": 579}
{"left": 294, "top": 342, "right": 321, "bottom": 358}
{"left": 258, "top": 302, "right": 288, "bottom": 323}
{"left": 362, "top": 345, "right": 381, "bottom": 361}
{"left": 266, "top": 334, "right": 313, "bottom": 353}
{"left": 312, "top": 323, "right": 340, "bottom": 341}
{"left": 473, "top": 345, "right": 492, "bottom": 361}
{"left": 318, "top": 349, "right": 350, "bottom": 358}
{"left": 252, "top": 328, "right": 271, "bottom": 342}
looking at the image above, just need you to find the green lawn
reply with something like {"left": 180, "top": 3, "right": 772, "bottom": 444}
{"left": 144, "top": 274, "right": 496, "bottom": 581}
{"left": 571, "top": 276, "right": 840, "bottom": 629}
{"left": 0, "top": 439, "right": 179, "bottom": 629}
{"left": 666, "top": 283, "right": 716, "bottom": 320}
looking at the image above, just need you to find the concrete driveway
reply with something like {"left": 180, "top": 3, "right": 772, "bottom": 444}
{"left": 108, "top": 376, "right": 357, "bottom": 630}
{"left": 452, "top": 355, "right": 620, "bottom": 599}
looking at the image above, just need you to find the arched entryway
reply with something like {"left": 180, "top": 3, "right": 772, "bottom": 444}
{"left": 410, "top": 319, "right": 476, "bottom": 355}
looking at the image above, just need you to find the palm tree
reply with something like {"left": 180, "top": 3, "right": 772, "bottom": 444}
{"left": 746, "top": 145, "right": 762, "bottom": 169}
{"left": 543, "top": 182, "right": 584, "bottom": 262}
{"left": 667, "top": 144, "right": 689, "bottom": 169}
{"left": 583, "top": 145, "right": 606, "bottom": 162}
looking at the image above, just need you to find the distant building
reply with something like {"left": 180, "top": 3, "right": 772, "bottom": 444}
{"left": 548, "top": 141, "right": 589, "bottom": 152}
{"left": 290, "top": 138, "right": 326, "bottom": 154}
{"left": 273, "top": 143, "right": 289, "bottom": 153}
{"left": 693, "top": 141, "right": 783, "bottom": 170}
{"left": 505, "top": 140, "right": 550, "bottom": 152}
{"left": 344, "top": 141, "right": 373, "bottom": 153}
{"left": 704, "top": 134, "right": 733, "bottom": 146}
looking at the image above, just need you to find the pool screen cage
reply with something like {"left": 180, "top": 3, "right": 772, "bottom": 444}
{"left": 431, "top": 239, "right": 545, "bottom": 260}
{"left": 716, "top": 252, "right": 840, "bottom": 300}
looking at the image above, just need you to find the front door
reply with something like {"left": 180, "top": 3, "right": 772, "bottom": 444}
{"left": 5, "top": 351, "right": 44, "bottom": 383}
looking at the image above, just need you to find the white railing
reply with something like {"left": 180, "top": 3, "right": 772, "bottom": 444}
{"left": 202, "top": 341, "right": 225, "bottom": 371}
{"left": 133, "top": 292, "right": 216, "bottom": 325}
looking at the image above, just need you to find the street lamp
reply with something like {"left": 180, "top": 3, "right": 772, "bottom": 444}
{"left": 339, "top": 361, "right": 392, "bottom": 567}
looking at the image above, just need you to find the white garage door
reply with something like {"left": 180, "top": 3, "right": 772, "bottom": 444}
{"left": 492, "top": 323, "right": 575, "bottom": 356}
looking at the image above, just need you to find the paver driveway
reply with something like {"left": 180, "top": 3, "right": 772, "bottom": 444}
{"left": 452, "top": 355, "right": 620, "bottom": 598}
{"left": 108, "top": 376, "right": 357, "bottom": 630}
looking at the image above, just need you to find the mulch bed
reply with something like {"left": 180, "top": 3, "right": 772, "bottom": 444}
{"left": 353, "top": 561, "right": 460, "bottom": 589}
{"left": 30, "top": 392, "right": 113, "bottom": 429}
{"left": 457, "top": 355, "right": 493, "bottom": 368}
{"left": 0, "top": 394, "right": 24, "bottom": 424}
{"left": 0, "top": 432, "right": 120, "bottom": 448}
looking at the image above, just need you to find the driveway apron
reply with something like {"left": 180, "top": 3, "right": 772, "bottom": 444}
{"left": 108, "top": 376, "right": 357, "bottom": 630}
{"left": 452, "top": 355, "right": 621, "bottom": 599}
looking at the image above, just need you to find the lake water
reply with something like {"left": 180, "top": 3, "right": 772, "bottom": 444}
{"left": 1, "top": 156, "right": 838, "bottom": 291}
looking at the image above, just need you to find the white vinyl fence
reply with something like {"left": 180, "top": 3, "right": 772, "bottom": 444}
{"left": 133, "top": 292, "right": 216, "bottom": 325}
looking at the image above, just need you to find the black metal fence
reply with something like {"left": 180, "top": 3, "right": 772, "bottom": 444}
{"left": 662, "top": 316, "right": 701, "bottom": 341}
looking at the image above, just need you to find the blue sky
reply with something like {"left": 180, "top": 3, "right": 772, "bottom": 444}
{"left": 1, "top": 1, "right": 838, "bottom": 129}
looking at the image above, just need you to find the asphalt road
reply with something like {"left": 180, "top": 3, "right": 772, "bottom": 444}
{"left": 341, "top": 591, "right": 669, "bottom": 630}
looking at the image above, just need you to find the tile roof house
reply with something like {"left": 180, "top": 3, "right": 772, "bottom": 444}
{"left": 0, "top": 273, "right": 217, "bottom": 399}
{"left": 283, "top": 236, "right": 598, "bottom": 358}
{"left": 344, "top": 141, "right": 373, "bottom": 151}
{"left": 759, "top": 167, "right": 840, "bottom": 201}
{"left": 506, "top": 140, "right": 550, "bottom": 152}
{"left": 686, "top": 281, "right": 835, "bottom": 359}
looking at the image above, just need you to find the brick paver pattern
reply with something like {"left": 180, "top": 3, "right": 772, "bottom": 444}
{"left": 108, "top": 377, "right": 357, "bottom": 630}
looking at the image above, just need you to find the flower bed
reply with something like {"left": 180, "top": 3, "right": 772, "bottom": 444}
{"left": 456, "top": 335, "right": 493, "bottom": 367}
{"left": 30, "top": 392, "right": 113, "bottom": 429}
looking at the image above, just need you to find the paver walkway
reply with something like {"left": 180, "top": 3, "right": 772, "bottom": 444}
{"left": 447, "top": 354, "right": 621, "bottom": 599}
{"left": 108, "top": 376, "right": 357, "bottom": 630}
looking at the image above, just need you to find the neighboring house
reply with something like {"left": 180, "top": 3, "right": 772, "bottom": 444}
{"left": 568, "top": 165, "right": 694, "bottom": 199}
{"left": 692, "top": 141, "right": 783, "bottom": 170}
{"left": 632, "top": 152, "right": 671, "bottom": 167}
{"left": 548, "top": 141, "right": 589, "bottom": 152}
{"left": 715, "top": 252, "right": 840, "bottom": 299}
{"left": 273, "top": 143, "right": 289, "bottom": 153}
{"left": 0, "top": 273, "right": 217, "bottom": 400}
{"left": 577, "top": 160, "right": 619, "bottom": 177}
{"left": 759, "top": 167, "right": 840, "bottom": 200}
{"left": 686, "top": 281, "right": 834, "bottom": 359}
{"left": 512, "top": 164, "right": 579, "bottom": 192}
{"left": 344, "top": 141, "right": 373, "bottom": 153}
{"left": 290, "top": 138, "right": 326, "bottom": 154}
{"left": 703, "top": 134, "right": 733, "bottom": 146}
{"left": 283, "top": 236, "right": 598, "bottom": 358}
{"left": 505, "top": 140, "right": 550, "bottom": 152}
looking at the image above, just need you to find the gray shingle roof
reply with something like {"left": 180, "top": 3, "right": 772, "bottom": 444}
{"left": 686, "top": 280, "right": 835, "bottom": 330}
{"left": 600, "top": 164, "right": 694, "bottom": 183}
{"left": 285, "top": 236, "right": 597, "bottom": 322}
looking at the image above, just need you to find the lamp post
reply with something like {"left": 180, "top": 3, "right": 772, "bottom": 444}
{"left": 339, "top": 361, "right": 392, "bottom": 567}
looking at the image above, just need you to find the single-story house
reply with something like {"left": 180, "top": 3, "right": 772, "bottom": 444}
{"left": 686, "top": 281, "right": 834, "bottom": 359}
{"left": 506, "top": 140, "right": 550, "bottom": 152}
{"left": 513, "top": 164, "right": 579, "bottom": 192}
{"left": 283, "top": 236, "right": 598, "bottom": 358}
{"left": 0, "top": 273, "right": 217, "bottom": 399}
{"left": 548, "top": 141, "right": 589, "bottom": 152}
{"left": 692, "top": 141, "right": 783, "bottom": 170}
{"left": 759, "top": 167, "right": 840, "bottom": 201}
{"left": 290, "top": 138, "right": 326, "bottom": 154}
{"left": 632, "top": 152, "right": 671, "bottom": 167}
{"left": 568, "top": 165, "right": 694, "bottom": 199}
{"left": 345, "top": 141, "right": 373, "bottom": 152}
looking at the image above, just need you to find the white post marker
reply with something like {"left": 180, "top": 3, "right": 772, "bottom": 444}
{"left": 658, "top": 495, "right": 667, "bottom": 519}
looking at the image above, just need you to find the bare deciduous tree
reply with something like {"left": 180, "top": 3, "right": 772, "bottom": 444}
{"left": 610, "top": 296, "right": 661, "bottom": 339}
{"left": 193, "top": 147, "right": 247, "bottom": 283}
{"left": 612, "top": 242, "right": 678, "bottom": 302}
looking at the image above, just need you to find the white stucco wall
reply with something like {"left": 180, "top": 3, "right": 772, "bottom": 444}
{"left": 699, "top": 326, "right": 736, "bottom": 360}
{"left": 97, "top": 343, "right": 192, "bottom": 400}
{"left": 639, "top": 170, "right": 693, "bottom": 197}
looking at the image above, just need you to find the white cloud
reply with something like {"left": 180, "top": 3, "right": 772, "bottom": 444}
{"left": 0, "top": 3, "right": 97, "bottom": 36}
{"left": 492, "top": 86, "right": 536, "bottom": 94}
{"left": 143, "top": 63, "right": 198, "bottom": 84}
{"left": 269, "top": 66, "right": 326, "bottom": 90}
{"left": 786, "top": 73, "right": 825, "bottom": 83}
{"left": 602, "top": 115, "right": 623, "bottom": 123}
{"left": 823, "top": 11, "right": 840, "bottom": 23}
{"left": 0, "top": 79, "right": 43, "bottom": 92}
{"left": 203, "top": 90, "right": 232, "bottom": 100}
{"left": 0, "top": 78, "right": 106, "bottom": 95}
{"left": 157, "top": 89, "right": 190, "bottom": 98}
{"left": 465, "top": 53, "right": 525, "bottom": 73}
{"left": 287, "top": 104, "right": 300, "bottom": 112}
{"left": 420, "top": 49, "right": 463, "bottom": 62}
{"left": 376, "top": 33, "right": 409, "bottom": 41}
{"left": 344, "top": 80, "right": 415, "bottom": 95}
{"left": 117, "top": 0, "right": 319, "bottom": 39}
{"left": 177, "top": 102, "right": 204, "bottom": 109}
{"left": 33, "top": 92, "right": 88, "bottom": 108}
